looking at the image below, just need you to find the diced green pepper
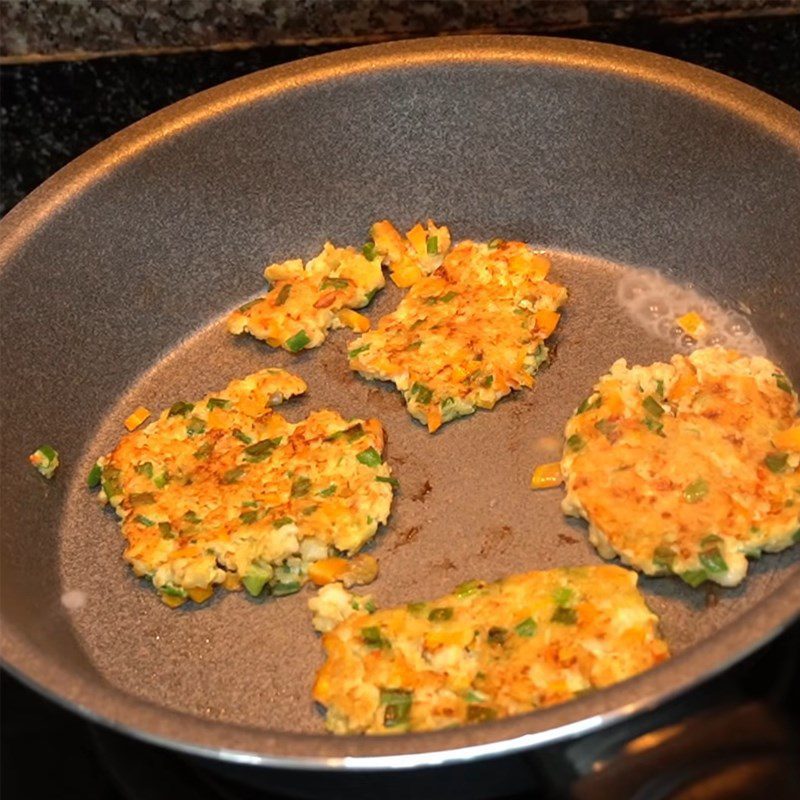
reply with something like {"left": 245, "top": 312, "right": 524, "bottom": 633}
{"left": 291, "top": 476, "right": 312, "bottom": 498}
{"left": 774, "top": 372, "right": 793, "bottom": 393}
{"left": 566, "top": 434, "right": 585, "bottom": 452}
{"left": 242, "top": 571, "right": 269, "bottom": 597}
{"left": 207, "top": 397, "right": 230, "bottom": 409}
{"left": 361, "top": 626, "right": 390, "bottom": 649}
{"left": 380, "top": 688, "right": 413, "bottom": 728}
{"left": 553, "top": 586, "right": 574, "bottom": 606}
{"left": 428, "top": 607, "right": 454, "bottom": 622}
{"left": 411, "top": 382, "right": 433, "bottom": 405}
{"left": 514, "top": 617, "right": 538, "bottom": 637}
{"left": 160, "top": 585, "right": 186, "bottom": 598}
{"left": 286, "top": 330, "right": 311, "bottom": 352}
{"left": 764, "top": 453, "right": 788, "bottom": 473}
{"left": 551, "top": 606, "right": 578, "bottom": 625}
{"left": 362, "top": 242, "right": 378, "bottom": 260}
{"left": 87, "top": 462, "right": 102, "bottom": 488}
{"left": 243, "top": 437, "right": 282, "bottom": 462}
{"left": 168, "top": 401, "right": 194, "bottom": 417}
{"left": 426, "top": 235, "right": 438, "bottom": 254}
{"left": 683, "top": 478, "right": 709, "bottom": 504}
{"left": 357, "top": 447, "right": 382, "bottom": 467}
{"left": 699, "top": 546, "right": 728, "bottom": 573}
{"left": 271, "top": 580, "right": 302, "bottom": 597}
{"left": 679, "top": 569, "right": 707, "bottom": 588}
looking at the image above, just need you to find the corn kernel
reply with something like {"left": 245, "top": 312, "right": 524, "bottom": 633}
{"left": 531, "top": 462, "right": 563, "bottom": 490}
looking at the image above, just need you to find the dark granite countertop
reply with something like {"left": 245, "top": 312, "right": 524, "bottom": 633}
{"left": 2, "top": 15, "right": 799, "bottom": 217}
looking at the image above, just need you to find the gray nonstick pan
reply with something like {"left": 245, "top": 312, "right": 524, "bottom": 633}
{"left": 1, "top": 36, "right": 799, "bottom": 769}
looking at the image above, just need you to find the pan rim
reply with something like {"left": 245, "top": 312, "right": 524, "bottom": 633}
{"left": 1, "top": 33, "right": 799, "bottom": 769}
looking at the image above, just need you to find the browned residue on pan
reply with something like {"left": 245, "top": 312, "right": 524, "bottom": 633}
{"left": 412, "top": 480, "right": 432, "bottom": 502}
{"left": 389, "top": 526, "right": 420, "bottom": 552}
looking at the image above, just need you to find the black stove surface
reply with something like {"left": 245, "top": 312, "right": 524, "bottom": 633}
{"left": 2, "top": 13, "right": 800, "bottom": 800}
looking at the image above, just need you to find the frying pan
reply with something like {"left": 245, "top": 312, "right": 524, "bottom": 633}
{"left": 1, "top": 36, "right": 799, "bottom": 770}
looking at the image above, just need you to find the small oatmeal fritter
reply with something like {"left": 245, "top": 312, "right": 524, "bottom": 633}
{"left": 561, "top": 347, "right": 800, "bottom": 587}
{"left": 348, "top": 239, "right": 567, "bottom": 431}
{"left": 92, "top": 369, "right": 395, "bottom": 606}
{"left": 228, "top": 242, "right": 385, "bottom": 352}
{"left": 313, "top": 565, "right": 668, "bottom": 734}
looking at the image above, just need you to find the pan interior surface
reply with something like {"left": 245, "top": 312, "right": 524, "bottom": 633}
{"left": 1, "top": 37, "right": 799, "bottom": 764}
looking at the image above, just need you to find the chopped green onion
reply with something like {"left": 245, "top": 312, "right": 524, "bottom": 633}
{"left": 345, "top": 425, "right": 366, "bottom": 442}
{"left": 361, "top": 626, "right": 390, "bottom": 649}
{"left": 700, "top": 534, "right": 723, "bottom": 547}
{"left": 679, "top": 569, "right": 707, "bottom": 588}
{"left": 348, "top": 344, "right": 371, "bottom": 359}
{"left": 774, "top": 373, "right": 793, "bottom": 393}
{"left": 87, "top": 462, "right": 102, "bottom": 488}
{"left": 168, "top": 401, "right": 194, "bottom": 417}
{"left": 274, "top": 284, "right": 292, "bottom": 306}
{"left": 271, "top": 581, "right": 302, "bottom": 597}
{"left": 566, "top": 434, "right": 585, "bottom": 452}
{"left": 683, "top": 478, "right": 709, "bottom": 504}
{"left": 464, "top": 690, "right": 487, "bottom": 703}
{"left": 428, "top": 607, "right": 453, "bottom": 622}
{"left": 406, "top": 340, "right": 423, "bottom": 350}
{"left": 655, "top": 379, "right": 665, "bottom": 398}
{"left": 644, "top": 417, "right": 665, "bottom": 436}
{"left": 553, "top": 586, "right": 574, "bottom": 606}
{"left": 135, "top": 461, "right": 154, "bottom": 478}
{"left": 764, "top": 452, "right": 788, "bottom": 473}
{"left": 160, "top": 585, "right": 186, "bottom": 598}
{"left": 239, "top": 510, "right": 263, "bottom": 525}
{"left": 487, "top": 238, "right": 503, "bottom": 249}
{"left": 454, "top": 579, "right": 482, "bottom": 598}
{"left": 317, "top": 484, "right": 337, "bottom": 497}
{"left": 441, "top": 396, "right": 455, "bottom": 408}
{"left": 130, "top": 492, "right": 156, "bottom": 507}
{"left": 514, "top": 618, "right": 538, "bottom": 637}
{"left": 222, "top": 466, "right": 247, "bottom": 484}
{"left": 426, "top": 235, "right": 438, "bottom": 254}
{"left": 153, "top": 471, "right": 169, "bottom": 489}
{"left": 321, "top": 277, "right": 351, "bottom": 290}
{"left": 407, "top": 602, "right": 427, "bottom": 616}
{"left": 291, "top": 476, "right": 312, "bottom": 498}
{"left": 792, "top": 528, "right": 800, "bottom": 543}
{"left": 438, "top": 290, "right": 458, "bottom": 302}
{"left": 487, "top": 626, "right": 508, "bottom": 645}
{"left": 193, "top": 441, "right": 214, "bottom": 459}
{"left": 186, "top": 416, "right": 206, "bottom": 436}
{"left": 653, "top": 545, "right": 676, "bottom": 569}
{"left": 699, "top": 547, "right": 728, "bottom": 573}
{"left": 207, "top": 397, "right": 230, "bottom": 410}
{"left": 577, "top": 395, "right": 601, "bottom": 414}
{"left": 286, "top": 330, "right": 311, "bottom": 352}
{"left": 380, "top": 688, "right": 413, "bottom": 728}
{"left": 183, "top": 510, "right": 202, "bottom": 524}
{"left": 237, "top": 298, "right": 261, "bottom": 313}
{"left": 273, "top": 516, "right": 294, "bottom": 528}
{"left": 365, "top": 600, "right": 377, "bottom": 613}
{"left": 362, "top": 242, "right": 378, "bottom": 260}
{"left": 233, "top": 428, "right": 253, "bottom": 445}
{"left": 411, "top": 382, "right": 433, "bottom": 404}
{"left": 243, "top": 437, "right": 282, "bottom": 462}
{"left": 595, "top": 419, "right": 618, "bottom": 439}
{"left": 375, "top": 475, "right": 399, "bottom": 488}
{"left": 134, "top": 514, "right": 155, "bottom": 527}
{"left": 551, "top": 606, "right": 578, "bottom": 625}
{"left": 357, "top": 447, "right": 382, "bottom": 467}
{"left": 642, "top": 395, "right": 665, "bottom": 417}
{"left": 158, "top": 522, "right": 175, "bottom": 539}
{"left": 302, "top": 504, "right": 318, "bottom": 515}
{"left": 482, "top": 375, "right": 494, "bottom": 388}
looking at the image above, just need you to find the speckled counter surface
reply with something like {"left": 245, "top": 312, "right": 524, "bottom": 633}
{"left": 1, "top": 15, "right": 799, "bottom": 215}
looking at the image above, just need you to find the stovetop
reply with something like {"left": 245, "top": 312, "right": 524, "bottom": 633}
{"left": 2, "top": 13, "right": 799, "bottom": 800}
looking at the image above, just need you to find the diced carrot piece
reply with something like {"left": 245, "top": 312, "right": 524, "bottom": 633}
{"left": 237, "top": 395, "right": 266, "bottom": 417}
{"left": 308, "top": 557, "right": 350, "bottom": 586}
{"left": 669, "top": 370, "right": 698, "bottom": 401}
{"left": 530, "top": 462, "right": 563, "bottom": 489}
{"left": 528, "top": 253, "right": 551, "bottom": 280}
{"left": 170, "top": 545, "right": 201, "bottom": 560}
{"left": 427, "top": 404, "right": 443, "bottom": 433}
{"left": 124, "top": 406, "right": 151, "bottom": 431}
{"left": 207, "top": 408, "right": 228, "bottom": 429}
{"left": 773, "top": 425, "right": 800, "bottom": 451}
{"left": 371, "top": 220, "right": 406, "bottom": 262}
{"left": 406, "top": 223, "right": 428, "bottom": 254}
{"left": 160, "top": 594, "right": 186, "bottom": 609}
{"left": 676, "top": 311, "right": 707, "bottom": 340}
{"left": 187, "top": 586, "right": 214, "bottom": 604}
{"left": 535, "top": 309, "right": 561, "bottom": 337}
{"left": 361, "top": 418, "right": 385, "bottom": 450}
{"left": 337, "top": 309, "right": 370, "bottom": 332}
{"left": 391, "top": 263, "right": 423, "bottom": 288}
